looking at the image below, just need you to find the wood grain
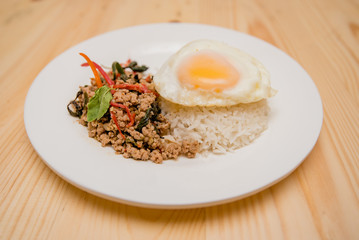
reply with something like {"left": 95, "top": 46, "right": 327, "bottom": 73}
{"left": 1, "top": 0, "right": 359, "bottom": 239}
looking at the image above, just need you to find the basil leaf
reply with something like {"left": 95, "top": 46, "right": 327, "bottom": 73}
{"left": 111, "top": 62, "right": 117, "bottom": 80}
{"left": 135, "top": 108, "right": 152, "bottom": 132}
{"left": 131, "top": 65, "right": 148, "bottom": 72}
{"left": 126, "top": 61, "right": 148, "bottom": 72}
{"left": 112, "top": 61, "right": 126, "bottom": 81}
{"left": 83, "top": 91, "right": 89, "bottom": 106}
{"left": 120, "top": 73, "right": 128, "bottom": 81}
{"left": 128, "top": 61, "right": 137, "bottom": 68}
{"left": 87, "top": 85, "right": 113, "bottom": 122}
{"left": 150, "top": 101, "right": 161, "bottom": 121}
{"left": 115, "top": 62, "right": 125, "bottom": 74}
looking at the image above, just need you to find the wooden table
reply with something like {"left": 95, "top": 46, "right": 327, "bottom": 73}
{"left": 1, "top": 0, "right": 358, "bottom": 239}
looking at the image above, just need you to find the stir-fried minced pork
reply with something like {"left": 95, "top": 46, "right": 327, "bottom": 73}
{"left": 67, "top": 59, "right": 199, "bottom": 163}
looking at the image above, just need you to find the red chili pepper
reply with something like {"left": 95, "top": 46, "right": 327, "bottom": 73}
{"left": 145, "top": 75, "right": 152, "bottom": 82}
{"left": 113, "top": 83, "right": 159, "bottom": 96}
{"left": 79, "top": 53, "right": 103, "bottom": 88}
{"left": 110, "top": 102, "right": 135, "bottom": 127}
{"left": 81, "top": 62, "right": 114, "bottom": 86}
{"left": 110, "top": 110, "right": 125, "bottom": 140}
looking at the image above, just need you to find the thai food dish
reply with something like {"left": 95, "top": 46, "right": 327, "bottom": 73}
{"left": 67, "top": 40, "right": 276, "bottom": 163}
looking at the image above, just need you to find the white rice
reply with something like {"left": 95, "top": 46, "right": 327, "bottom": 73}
{"left": 160, "top": 98, "right": 269, "bottom": 154}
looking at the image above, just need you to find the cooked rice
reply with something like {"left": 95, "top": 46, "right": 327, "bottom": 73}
{"left": 160, "top": 98, "right": 269, "bottom": 154}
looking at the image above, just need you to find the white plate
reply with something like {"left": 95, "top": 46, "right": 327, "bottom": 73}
{"left": 24, "top": 23, "right": 323, "bottom": 209}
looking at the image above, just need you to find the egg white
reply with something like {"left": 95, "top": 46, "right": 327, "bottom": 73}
{"left": 153, "top": 39, "right": 276, "bottom": 106}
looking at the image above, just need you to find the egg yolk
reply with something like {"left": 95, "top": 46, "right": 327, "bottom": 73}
{"left": 177, "top": 50, "right": 240, "bottom": 92}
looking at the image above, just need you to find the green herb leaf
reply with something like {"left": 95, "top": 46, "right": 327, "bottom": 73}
{"left": 150, "top": 101, "right": 161, "bottom": 121}
{"left": 115, "top": 62, "right": 125, "bottom": 74}
{"left": 126, "top": 61, "right": 148, "bottom": 73}
{"left": 83, "top": 91, "right": 89, "bottom": 106}
{"left": 128, "top": 61, "right": 137, "bottom": 68}
{"left": 131, "top": 65, "right": 148, "bottom": 72}
{"left": 111, "top": 62, "right": 117, "bottom": 80}
{"left": 120, "top": 73, "right": 128, "bottom": 81}
{"left": 112, "top": 61, "right": 126, "bottom": 81}
{"left": 135, "top": 108, "right": 152, "bottom": 132}
{"left": 67, "top": 100, "right": 82, "bottom": 117}
{"left": 87, "top": 85, "right": 113, "bottom": 122}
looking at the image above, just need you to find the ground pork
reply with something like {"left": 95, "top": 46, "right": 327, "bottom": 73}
{"left": 181, "top": 140, "right": 200, "bottom": 158}
{"left": 68, "top": 61, "right": 200, "bottom": 163}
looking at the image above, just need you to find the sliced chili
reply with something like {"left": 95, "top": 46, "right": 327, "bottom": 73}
{"left": 81, "top": 62, "right": 114, "bottom": 86}
{"left": 145, "top": 75, "right": 152, "bottom": 82}
{"left": 79, "top": 53, "right": 103, "bottom": 88}
{"left": 110, "top": 110, "right": 125, "bottom": 140}
{"left": 110, "top": 102, "right": 135, "bottom": 127}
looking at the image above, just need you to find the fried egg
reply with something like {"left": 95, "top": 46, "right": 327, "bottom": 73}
{"left": 153, "top": 39, "right": 276, "bottom": 106}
